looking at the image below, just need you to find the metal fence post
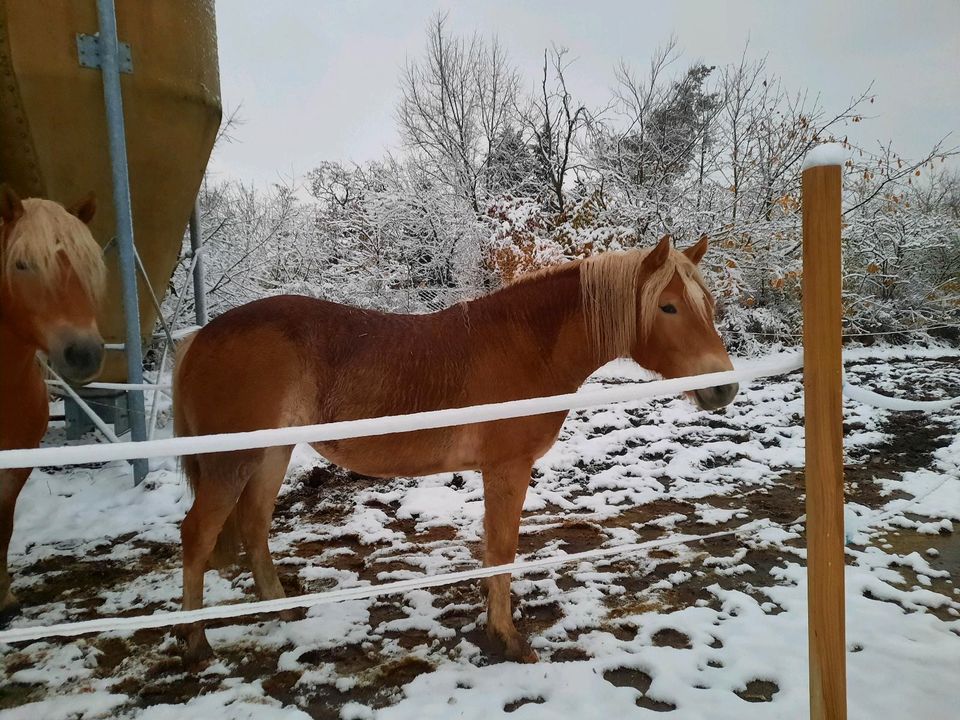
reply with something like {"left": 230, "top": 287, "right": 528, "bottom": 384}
{"left": 95, "top": 0, "right": 148, "bottom": 484}
{"left": 189, "top": 199, "right": 208, "bottom": 326}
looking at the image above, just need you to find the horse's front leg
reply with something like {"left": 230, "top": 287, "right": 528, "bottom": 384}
{"left": 0, "top": 468, "right": 31, "bottom": 616}
{"left": 481, "top": 460, "right": 538, "bottom": 663}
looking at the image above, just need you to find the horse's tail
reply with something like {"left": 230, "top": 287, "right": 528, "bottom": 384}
{"left": 172, "top": 332, "right": 200, "bottom": 493}
{"left": 172, "top": 331, "right": 242, "bottom": 569}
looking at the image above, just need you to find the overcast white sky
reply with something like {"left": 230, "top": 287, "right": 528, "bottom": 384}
{"left": 210, "top": 0, "right": 959, "bottom": 187}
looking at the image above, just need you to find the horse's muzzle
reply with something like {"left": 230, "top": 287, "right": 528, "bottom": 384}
{"left": 693, "top": 383, "right": 739, "bottom": 411}
{"left": 52, "top": 336, "right": 104, "bottom": 384}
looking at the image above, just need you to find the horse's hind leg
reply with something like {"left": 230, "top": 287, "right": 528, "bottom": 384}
{"left": 236, "top": 445, "right": 293, "bottom": 604}
{"left": 0, "top": 469, "right": 31, "bottom": 616}
{"left": 178, "top": 452, "right": 251, "bottom": 663}
{"left": 481, "top": 460, "right": 538, "bottom": 663}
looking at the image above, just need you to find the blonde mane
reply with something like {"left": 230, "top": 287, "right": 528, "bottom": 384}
{"left": 1, "top": 198, "right": 106, "bottom": 299}
{"left": 580, "top": 247, "right": 712, "bottom": 358}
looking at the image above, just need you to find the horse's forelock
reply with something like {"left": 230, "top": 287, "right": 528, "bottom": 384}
{"left": 2, "top": 199, "right": 106, "bottom": 300}
{"left": 581, "top": 247, "right": 713, "bottom": 358}
{"left": 639, "top": 252, "right": 713, "bottom": 339}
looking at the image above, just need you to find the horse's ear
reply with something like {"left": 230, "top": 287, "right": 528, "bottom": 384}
{"left": 0, "top": 184, "right": 24, "bottom": 224}
{"left": 68, "top": 192, "right": 97, "bottom": 225}
{"left": 683, "top": 235, "right": 709, "bottom": 265}
{"left": 642, "top": 234, "right": 672, "bottom": 272}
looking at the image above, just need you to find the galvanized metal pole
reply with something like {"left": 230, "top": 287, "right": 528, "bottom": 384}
{"left": 188, "top": 200, "right": 208, "bottom": 326}
{"left": 95, "top": 0, "right": 148, "bottom": 484}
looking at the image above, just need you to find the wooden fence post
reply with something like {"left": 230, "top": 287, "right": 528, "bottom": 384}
{"left": 802, "top": 156, "right": 847, "bottom": 720}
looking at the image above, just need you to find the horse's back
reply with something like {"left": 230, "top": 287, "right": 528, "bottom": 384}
{"left": 175, "top": 295, "right": 468, "bottom": 437}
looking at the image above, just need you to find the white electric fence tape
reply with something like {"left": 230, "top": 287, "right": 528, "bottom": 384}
{"left": 0, "top": 520, "right": 775, "bottom": 644}
{"left": 842, "top": 379, "right": 960, "bottom": 412}
{"left": 47, "top": 379, "right": 173, "bottom": 394}
{"left": 1, "top": 356, "right": 805, "bottom": 470}
{"left": 4, "top": 351, "right": 956, "bottom": 644}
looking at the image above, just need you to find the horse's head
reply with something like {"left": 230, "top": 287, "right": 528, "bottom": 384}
{"left": 631, "top": 235, "right": 738, "bottom": 411}
{"left": 0, "top": 185, "right": 106, "bottom": 384}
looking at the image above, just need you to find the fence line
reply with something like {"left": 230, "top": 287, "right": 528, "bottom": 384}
{"left": 841, "top": 379, "right": 960, "bottom": 412}
{"left": 743, "top": 322, "right": 960, "bottom": 340}
{"left": 0, "top": 356, "right": 805, "bottom": 470}
{"left": 44, "top": 364, "right": 121, "bottom": 444}
{"left": 0, "top": 519, "right": 776, "bottom": 644}
{"left": 6, "top": 349, "right": 955, "bottom": 642}
{"left": 46, "top": 379, "right": 173, "bottom": 395}
{"left": 4, "top": 351, "right": 955, "bottom": 644}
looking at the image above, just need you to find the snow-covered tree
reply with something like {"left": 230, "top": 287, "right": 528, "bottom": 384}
{"left": 164, "top": 22, "right": 958, "bottom": 354}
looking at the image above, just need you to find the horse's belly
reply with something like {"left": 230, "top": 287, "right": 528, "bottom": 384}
{"left": 311, "top": 426, "right": 483, "bottom": 478}
{"left": 310, "top": 413, "right": 567, "bottom": 477}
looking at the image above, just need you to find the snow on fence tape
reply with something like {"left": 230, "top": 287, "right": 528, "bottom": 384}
{"left": 0, "top": 520, "right": 775, "bottom": 644}
{"left": 0, "top": 355, "right": 805, "bottom": 470}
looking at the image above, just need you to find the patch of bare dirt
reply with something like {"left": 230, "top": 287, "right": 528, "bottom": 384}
{"left": 735, "top": 679, "right": 780, "bottom": 703}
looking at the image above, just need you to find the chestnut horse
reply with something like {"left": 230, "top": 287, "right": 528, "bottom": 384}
{"left": 174, "top": 235, "right": 738, "bottom": 662}
{"left": 0, "top": 184, "right": 105, "bottom": 616}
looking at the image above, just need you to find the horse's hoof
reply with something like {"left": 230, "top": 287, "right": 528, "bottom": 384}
{"left": 505, "top": 638, "right": 539, "bottom": 664}
{"left": 0, "top": 602, "right": 21, "bottom": 629}
{"left": 176, "top": 624, "right": 214, "bottom": 666}
{"left": 491, "top": 628, "right": 539, "bottom": 664}
{"left": 182, "top": 638, "right": 214, "bottom": 666}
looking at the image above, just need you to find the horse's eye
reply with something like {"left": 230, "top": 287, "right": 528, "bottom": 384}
{"left": 14, "top": 260, "right": 30, "bottom": 271}
{"left": 660, "top": 304, "right": 677, "bottom": 314}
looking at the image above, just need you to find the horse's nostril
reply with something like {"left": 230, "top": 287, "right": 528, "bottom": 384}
{"left": 713, "top": 383, "right": 738, "bottom": 405}
{"left": 63, "top": 342, "right": 102, "bottom": 375}
{"left": 64, "top": 343, "right": 85, "bottom": 366}
{"left": 695, "top": 383, "right": 739, "bottom": 410}
{"left": 717, "top": 383, "right": 739, "bottom": 399}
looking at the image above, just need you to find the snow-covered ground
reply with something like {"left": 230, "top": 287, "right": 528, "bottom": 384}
{"left": 2, "top": 348, "right": 959, "bottom": 719}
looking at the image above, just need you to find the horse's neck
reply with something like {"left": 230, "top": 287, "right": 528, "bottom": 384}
{"left": 0, "top": 321, "right": 41, "bottom": 389}
{"left": 468, "top": 267, "right": 612, "bottom": 394}
{"left": 0, "top": 320, "right": 49, "bottom": 449}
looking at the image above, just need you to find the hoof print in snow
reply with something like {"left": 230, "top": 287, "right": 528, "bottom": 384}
{"left": 262, "top": 671, "right": 301, "bottom": 702}
{"left": 735, "top": 679, "right": 780, "bottom": 703}
{"left": 603, "top": 667, "right": 652, "bottom": 694}
{"left": 377, "top": 657, "right": 434, "bottom": 688}
{"left": 504, "top": 696, "right": 546, "bottom": 713}
{"left": 648, "top": 548, "right": 676, "bottom": 559}
{"left": 651, "top": 628, "right": 692, "bottom": 649}
{"left": 549, "top": 647, "right": 591, "bottom": 663}
{"left": 523, "top": 600, "right": 564, "bottom": 631}
{"left": 610, "top": 624, "right": 637, "bottom": 641}
{"left": 635, "top": 695, "right": 677, "bottom": 712}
